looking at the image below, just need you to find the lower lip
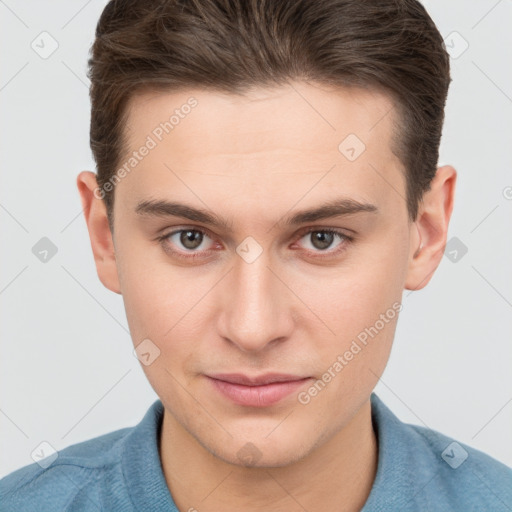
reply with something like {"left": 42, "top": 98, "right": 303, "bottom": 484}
{"left": 207, "top": 377, "right": 311, "bottom": 407}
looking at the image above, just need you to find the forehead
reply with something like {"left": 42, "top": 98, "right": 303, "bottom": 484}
{"left": 117, "top": 82, "right": 405, "bottom": 219}
{"left": 124, "top": 82, "right": 398, "bottom": 161}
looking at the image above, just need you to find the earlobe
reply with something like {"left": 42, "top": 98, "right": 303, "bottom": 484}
{"left": 404, "top": 165, "right": 457, "bottom": 291}
{"left": 76, "top": 171, "right": 122, "bottom": 295}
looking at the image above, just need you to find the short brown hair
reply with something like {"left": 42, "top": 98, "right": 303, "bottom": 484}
{"left": 88, "top": 0, "right": 451, "bottom": 227}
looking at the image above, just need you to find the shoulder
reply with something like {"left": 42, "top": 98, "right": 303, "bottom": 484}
{"left": 367, "top": 393, "right": 512, "bottom": 511}
{"left": 0, "top": 426, "right": 132, "bottom": 512}
{"left": 409, "top": 421, "right": 512, "bottom": 509}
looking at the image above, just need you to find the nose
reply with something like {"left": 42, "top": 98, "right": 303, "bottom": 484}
{"left": 217, "top": 249, "right": 295, "bottom": 353}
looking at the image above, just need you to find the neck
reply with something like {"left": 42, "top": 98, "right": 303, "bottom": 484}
{"left": 159, "top": 398, "right": 377, "bottom": 512}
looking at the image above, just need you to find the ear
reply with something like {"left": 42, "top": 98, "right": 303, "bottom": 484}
{"left": 76, "top": 171, "right": 121, "bottom": 294}
{"left": 405, "top": 165, "right": 457, "bottom": 291}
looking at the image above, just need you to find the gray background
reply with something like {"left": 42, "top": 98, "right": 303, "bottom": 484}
{"left": 1, "top": 0, "right": 511, "bottom": 477}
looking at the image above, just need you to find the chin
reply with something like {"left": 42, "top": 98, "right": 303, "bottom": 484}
{"left": 206, "top": 436, "right": 313, "bottom": 469}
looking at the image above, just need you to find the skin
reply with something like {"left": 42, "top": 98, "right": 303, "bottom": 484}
{"left": 77, "top": 81, "right": 456, "bottom": 512}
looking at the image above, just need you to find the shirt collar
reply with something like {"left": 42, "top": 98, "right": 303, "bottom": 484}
{"left": 122, "top": 400, "right": 178, "bottom": 511}
{"left": 361, "top": 392, "right": 428, "bottom": 510}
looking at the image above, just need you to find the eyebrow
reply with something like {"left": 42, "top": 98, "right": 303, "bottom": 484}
{"left": 135, "top": 197, "right": 379, "bottom": 231}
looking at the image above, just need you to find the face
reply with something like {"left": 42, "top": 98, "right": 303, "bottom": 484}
{"left": 80, "top": 81, "right": 444, "bottom": 468}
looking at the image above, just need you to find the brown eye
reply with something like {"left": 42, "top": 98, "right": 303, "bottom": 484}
{"left": 299, "top": 229, "right": 348, "bottom": 252}
{"left": 292, "top": 227, "right": 355, "bottom": 260}
{"left": 309, "top": 231, "right": 335, "bottom": 250}
{"left": 159, "top": 228, "right": 215, "bottom": 255}
{"left": 179, "top": 229, "right": 204, "bottom": 250}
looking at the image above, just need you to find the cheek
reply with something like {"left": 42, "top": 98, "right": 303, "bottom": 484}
{"left": 118, "top": 262, "right": 202, "bottom": 403}
{"left": 120, "top": 274, "right": 173, "bottom": 343}
{"left": 115, "top": 232, "right": 186, "bottom": 337}
{"left": 115, "top": 216, "right": 219, "bottom": 327}
{"left": 294, "top": 245, "right": 405, "bottom": 335}
{"left": 298, "top": 280, "right": 400, "bottom": 416}
{"left": 117, "top": 248, "right": 212, "bottom": 370}
{"left": 287, "top": 232, "right": 406, "bottom": 374}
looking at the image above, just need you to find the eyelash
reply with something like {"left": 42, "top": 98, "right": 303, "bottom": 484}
{"left": 156, "top": 226, "right": 354, "bottom": 260}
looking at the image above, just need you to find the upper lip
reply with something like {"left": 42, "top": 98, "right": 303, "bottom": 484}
{"left": 207, "top": 373, "right": 310, "bottom": 386}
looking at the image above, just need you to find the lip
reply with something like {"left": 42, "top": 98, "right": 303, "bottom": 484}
{"left": 206, "top": 373, "right": 312, "bottom": 407}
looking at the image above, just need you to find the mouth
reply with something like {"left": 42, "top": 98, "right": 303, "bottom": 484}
{"left": 205, "top": 373, "right": 313, "bottom": 407}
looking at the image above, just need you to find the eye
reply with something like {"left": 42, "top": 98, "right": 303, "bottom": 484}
{"left": 295, "top": 228, "right": 353, "bottom": 256}
{"left": 158, "top": 228, "right": 216, "bottom": 256}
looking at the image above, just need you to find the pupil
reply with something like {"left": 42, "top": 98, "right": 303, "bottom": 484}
{"left": 181, "top": 230, "right": 202, "bottom": 249}
{"left": 312, "top": 231, "right": 333, "bottom": 250}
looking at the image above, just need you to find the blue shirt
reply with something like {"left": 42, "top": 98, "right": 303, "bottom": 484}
{"left": 1, "top": 392, "right": 511, "bottom": 511}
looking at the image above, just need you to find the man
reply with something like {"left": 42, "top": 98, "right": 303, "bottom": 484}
{"left": 1, "top": 0, "right": 511, "bottom": 510}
